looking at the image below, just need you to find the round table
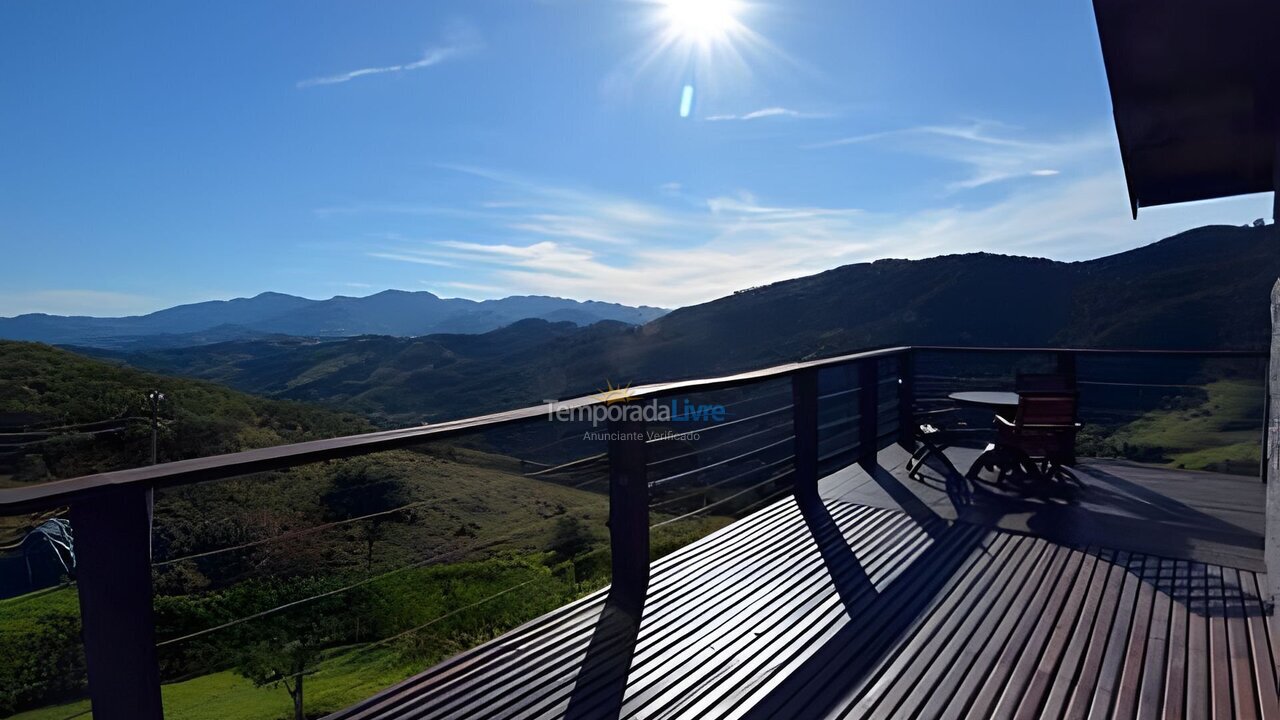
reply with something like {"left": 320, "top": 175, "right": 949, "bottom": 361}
{"left": 948, "top": 391, "right": 1020, "bottom": 479}
{"left": 948, "top": 391, "right": 1019, "bottom": 416}
{"left": 952, "top": 392, "right": 1018, "bottom": 409}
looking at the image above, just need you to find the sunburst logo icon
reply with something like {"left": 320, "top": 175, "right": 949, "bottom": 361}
{"left": 596, "top": 379, "right": 635, "bottom": 405}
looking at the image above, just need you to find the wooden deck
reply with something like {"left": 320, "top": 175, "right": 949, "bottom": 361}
{"left": 329, "top": 450, "right": 1277, "bottom": 719}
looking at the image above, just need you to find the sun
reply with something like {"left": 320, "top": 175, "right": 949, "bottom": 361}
{"left": 630, "top": 0, "right": 773, "bottom": 118}
{"left": 659, "top": 0, "right": 745, "bottom": 46}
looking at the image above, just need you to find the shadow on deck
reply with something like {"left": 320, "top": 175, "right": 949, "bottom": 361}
{"left": 328, "top": 447, "right": 1277, "bottom": 720}
{"left": 840, "top": 444, "right": 1267, "bottom": 571}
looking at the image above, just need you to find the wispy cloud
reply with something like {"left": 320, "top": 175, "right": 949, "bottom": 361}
{"left": 706, "top": 107, "right": 827, "bottom": 121}
{"left": 423, "top": 164, "right": 685, "bottom": 248}
{"left": 809, "top": 122, "right": 1110, "bottom": 191}
{"left": 298, "top": 33, "right": 477, "bottom": 88}
{"left": 367, "top": 251, "right": 458, "bottom": 267}
{"left": 358, "top": 160, "right": 1269, "bottom": 308}
{"left": 432, "top": 281, "right": 508, "bottom": 296}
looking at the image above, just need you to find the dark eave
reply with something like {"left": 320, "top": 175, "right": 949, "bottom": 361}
{"left": 1092, "top": 0, "right": 1280, "bottom": 217}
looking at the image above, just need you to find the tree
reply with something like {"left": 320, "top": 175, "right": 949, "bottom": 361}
{"left": 238, "top": 639, "right": 319, "bottom": 720}
{"left": 322, "top": 459, "right": 412, "bottom": 572}
{"left": 550, "top": 516, "right": 593, "bottom": 560}
{"left": 234, "top": 612, "right": 339, "bottom": 720}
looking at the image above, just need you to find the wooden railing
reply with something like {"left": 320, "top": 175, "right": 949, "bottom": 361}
{"left": 0, "top": 344, "right": 1267, "bottom": 720}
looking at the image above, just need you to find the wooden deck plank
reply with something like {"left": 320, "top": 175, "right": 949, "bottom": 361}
{"left": 1026, "top": 546, "right": 1114, "bottom": 720}
{"left": 1240, "top": 571, "right": 1280, "bottom": 719}
{"left": 1159, "top": 560, "right": 1190, "bottom": 720}
{"left": 1209, "top": 564, "right": 1236, "bottom": 719}
{"left": 997, "top": 549, "right": 1100, "bottom": 720}
{"left": 500, "top": 503, "right": 856, "bottom": 719}
{"left": 623, "top": 516, "right": 940, "bottom": 718}
{"left": 1139, "top": 558, "right": 1176, "bottom": 720}
{"left": 488, "top": 505, "right": 899, "bottom": 720}
{"left": 388, "top": 507, "right": 797, "bottom": 719}
{"left": 716, "top": 524, "right": 993, "bottom": 719}
{"left": 327, "top": 453, "right": 1278, "bottom": 720}
{"left": 834, "top": 533, "right": 1022, "bottom": 718}
{"left": 611, "top": 510, "right": 930, "bottom": 719}
{"left": 1084, "top": 553, "right": 1148, "bottom": 720}
{"left": 626, "top": 505, "right": 894, "bottom": 675}
{"left": 925, "top": 542, "right": 1068, "bottom": 719}
{"left": 1111, "top": 555, "right": 1160, "bottom": 719}
{"left": 963, "top": 545, "right": 1082, "bottom": 720}
{"left": 1224, "top": 567, "right": 1260, "bottom": 720}
{"left": 775, "top": 524, "right": 998, "bottom": 719}
{"left": 890, "top": 536, "right": 1046, "bottom": 718}
{"left": 1187, "top": 562, "right": 1211, "bottom": 720}
{"left": 633, "top": 513, "right": 901, "bottom": 669}
{"left": 699, "top": 524, "right": 953, "bottom": 713}
{"left": 1063, "top": 550, "right": 1131, "bottom": 719}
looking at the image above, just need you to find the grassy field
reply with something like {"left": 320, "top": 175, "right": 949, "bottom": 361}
{"left": 8, "top": 646, "right": 418, "bottom": 720}
{"left": 4, "top": 555, "right": 581, "bottom": 720}
{"left": 1079, "top": 378, "right": 1264, "bottom": 476}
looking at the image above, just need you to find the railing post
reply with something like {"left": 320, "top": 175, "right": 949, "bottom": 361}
{"left": 858, "top": 358, "right": 880, "bottom": 468}
{"left": 791, "top": 369, "right": 820, "bottom": 505}
{"left": 606, "top": 416, "right": 649, "bottom": 616}
{"left": 1263, "top": 381, "right": 1271, "bottom": 485}
{"left": 1056, "top": 350, "right": 1080, "bottom": 464}
{"left": 70, "top": 486, "right": 164, "bottom": 720}
{"left": 1056, "top": 350, "right": 1078, "bottom": 389}
{"left": 897, "top": 349, "right": 916, "bottom": 447}
{"left": 1265, "top": 281, "right": 1280, "bottom": 626}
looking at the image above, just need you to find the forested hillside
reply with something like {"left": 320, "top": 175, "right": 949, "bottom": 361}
{"left": 0, "top": 341, "right": 370, "bottom": 482}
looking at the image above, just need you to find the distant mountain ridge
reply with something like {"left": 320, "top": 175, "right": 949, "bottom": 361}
{"left": 0, "top": 290, "right": 668, "bottom": 348}
{"left": 89, "top": 224, "right": 1280, "bottom": 425}
{"left": 620, "top": 223, "right": 1279, "bottom": 378}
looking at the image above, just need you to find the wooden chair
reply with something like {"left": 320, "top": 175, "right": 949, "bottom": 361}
{"left": 905, "top": 407, "right": 976, "bottom": 505}
{"left": 905, "top": 409, "right": 959, "bottom": 480}
{"left": 906, "top": 404, "right": 983, "bottom": 482}
{"left": 1015, "top": 372, "right": 1073, "bottom": 394}
{"left": 993, "top": 393, "right": 1081, "bottom": 479}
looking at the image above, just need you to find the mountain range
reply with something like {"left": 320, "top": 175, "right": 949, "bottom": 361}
{"left": 0, "top": 291, "right": 668, "bottom": 349}
{"left": 79, "top": 223, "right": 1280, "bottom": 425}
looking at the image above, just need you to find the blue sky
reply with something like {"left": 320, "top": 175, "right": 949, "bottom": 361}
{"left": 0, "top": 0, "right": 1271, "bottom": 316}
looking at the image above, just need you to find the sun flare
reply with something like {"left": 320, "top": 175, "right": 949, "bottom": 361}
{"left": 632, "top": 0, "right": 774, "bottom": 118}
{"left": 659, "top": 0, "right": 745, "bottom": 46}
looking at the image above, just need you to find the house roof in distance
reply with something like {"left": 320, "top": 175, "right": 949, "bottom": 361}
{"left": 1092, "top": 0, "right": 1280, "bottom": 216}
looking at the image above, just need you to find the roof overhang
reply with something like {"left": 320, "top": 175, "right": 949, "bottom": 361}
{"left": 1092, "top": 0, "right": 1280, "bottom": 217}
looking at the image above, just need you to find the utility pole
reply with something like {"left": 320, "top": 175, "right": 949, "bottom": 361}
{"left": 146, "top": 390, "right": 164, "bottom": 465}
{"left": 143, "top": 390, "right": 165, "bottom": 560}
